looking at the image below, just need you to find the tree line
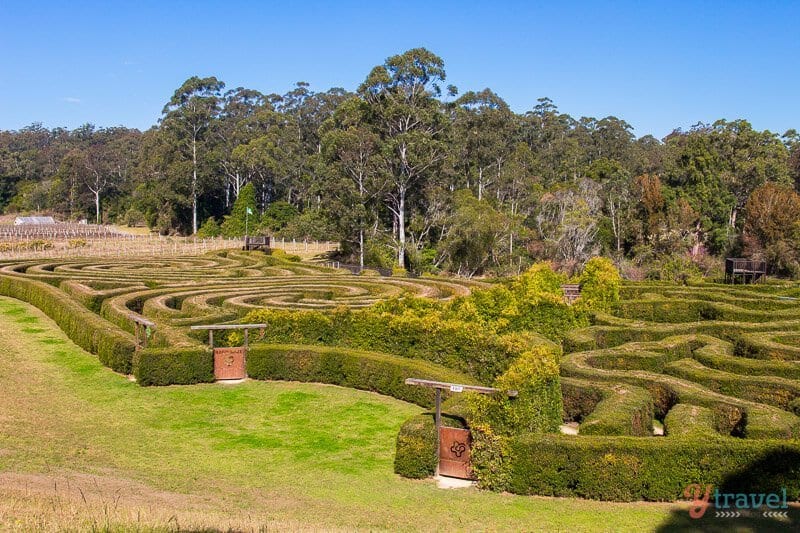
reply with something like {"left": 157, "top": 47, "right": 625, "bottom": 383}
{"left": 2, "top": 48, "right": 799, "bottom": 277}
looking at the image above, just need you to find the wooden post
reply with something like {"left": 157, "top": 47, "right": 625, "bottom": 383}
{"left": 244, "top": 328, "right": 249, "bottom": 350}
{"left": 209, "top": 330, "right": 214, "bottom": 349}
{"left": 434, "top": 387, "right": 442, "bottom": 475}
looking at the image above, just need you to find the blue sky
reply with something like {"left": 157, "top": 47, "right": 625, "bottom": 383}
{"left": 1, "top": 1, "right": 798, "bottom": 139}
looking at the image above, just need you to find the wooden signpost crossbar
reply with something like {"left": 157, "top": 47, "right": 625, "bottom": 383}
{"left": 189, "top": 323, "right": 267, "bottom": 349}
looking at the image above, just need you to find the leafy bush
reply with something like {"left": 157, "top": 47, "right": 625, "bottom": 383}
{"left": 578, "top": 256, "right": 621, "bottom": 311}
{"left": 468, "top": 345, "right": 563, "bottom": 436}
{"left": 197, "top": 217, "right": 221, "bottom": 237}
{"left": 133, "top": 346, "right": 213, "bottom": 386}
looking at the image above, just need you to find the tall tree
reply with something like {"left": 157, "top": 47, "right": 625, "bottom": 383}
{"left": 358, "top": 48, "right": 452, "bottom": 266}
{"left": 320, "top": 97, "right": 387, "bottom": 267}
{"left": 453, "top": 89, "right": 514, "bottom": 200}
{"left": 160, "top": 76, "right": 225, "bottom": 234}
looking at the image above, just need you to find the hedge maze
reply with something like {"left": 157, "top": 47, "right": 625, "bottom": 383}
{"left": 0, "top": 249, "right": 484, "bottom": 388}
{"left": 4, "top": 250, "right": 800, "bottom": 503}
{"left": 527, "top": 282, "right": 800, "bottom": 501}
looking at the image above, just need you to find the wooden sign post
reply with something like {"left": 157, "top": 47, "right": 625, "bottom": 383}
{"left": 129, "top": 313, "right": 156, "bottom": 350}
{"left": 190, "top": 323, "right": 267, "bottom": 380}
{"left": 404, "top": 378, "right": 517, "bottom": 478}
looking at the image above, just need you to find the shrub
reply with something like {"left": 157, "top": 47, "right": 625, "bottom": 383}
{"left": 468, "top": 345, "right": 563, "bottom": 436}
{"left": 133, "top": 346, "right": 213, "bottom": 386}
{"left": 578, "top": 256, "right": 622, "bottom": 311}
{"left": 197, "top": 217, "right": 221, "bottom": 238}
{"left": 579, "top": 384, "right": 654, "bottom": 437}
{"left": 243, "top": 307, "right": 557, "bottom": 384}
{"left": 500, "top": 434, "right": 800, "bottom": 501}
{"left": 664, "top": 404, "right": 718, "bottom": 438}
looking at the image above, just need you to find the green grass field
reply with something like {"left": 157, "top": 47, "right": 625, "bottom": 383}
{"left": 0, "top": 295, "right": 683, "bottom": 532}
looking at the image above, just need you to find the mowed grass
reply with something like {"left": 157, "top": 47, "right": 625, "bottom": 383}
{"left": 0, "top": 296, "right": 683, "bottom": 531}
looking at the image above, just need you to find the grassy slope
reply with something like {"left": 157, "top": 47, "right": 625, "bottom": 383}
{"left": 0, "top": 296, "right": 679, "bottom": 532}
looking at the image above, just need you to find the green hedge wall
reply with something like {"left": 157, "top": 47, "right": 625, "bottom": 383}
{"left": 579, "top": 384, "right": 654, "bottom": 437}
{"left": 562, "top": 379, "right": 605, "bottom": 422}
{"left": 243, "top": 307, "right": 557, "bottom": 383}
{"left": 500, "top": 434, "right": 800, "bottom": 501}
{"left": 133, "top": 347, "right": 214, "bottom": 386}
{"left": 0, "top": 274, "right": 136, "bottom": 373}
{"left": 246, "top": 344, "right": 476, "bottom": 407}
{"left": 664, "top": 404, "right": 719, "bottom": 438}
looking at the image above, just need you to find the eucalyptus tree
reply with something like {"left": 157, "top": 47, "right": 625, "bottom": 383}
{"left": 213, "top": 87, "right": 267, "bottom": 207}
{"left": 452, "top": 89, "right": 514, "bottom": 200}
{"left": 320, "top": 96, "right": 388, "bottom": 267}
{"left": 160, "top": 76, "right": 225, "bottom": 234}
{"left": 358, "top": 48, "right": 453, "bottom": 266}
{"left": 709, "top": 119, "right": 789, "bottom": 228}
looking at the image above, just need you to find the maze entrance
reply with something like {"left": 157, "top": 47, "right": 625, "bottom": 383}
{"left": 190, "top": 323, "right": 266, "bottom": 382}
{"left": 405, "top": 378, "right": 517, "bottom": 480}
{"left": 213, "top": 347, "right": 246, "bottom": 380}
{"left": 438, "top": 427, "right": 472, "bottom": 478}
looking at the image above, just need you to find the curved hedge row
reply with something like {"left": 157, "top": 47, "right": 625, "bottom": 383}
{"left": 246, "top": 344, "right": 476, "bottom": 407}
{"left": 502, "top": 434, "right": 800, "bottom": 501}
{"left": 0, "top": 274, "right": 136, "bottom": 373}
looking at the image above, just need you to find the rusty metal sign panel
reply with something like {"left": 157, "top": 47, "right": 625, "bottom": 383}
{"left": 438, "top": 427, "right": 473, "bottom": 479}
{"left": 213, "top": 347, "right": 246, "bottom": 380}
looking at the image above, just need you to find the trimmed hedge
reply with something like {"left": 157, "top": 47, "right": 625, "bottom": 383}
{"left": 500, "top": 434, "right": 800, "bottom": 501}
{"left": 562, "top": 379, "right": 604, "bottom": 422}
{"left": 579, "top": 384, "right": 654, "bottom": 437}
{"left": 0, "top": 274, "right": 136, "bottom": 373}
{"left": 133, "top": 346, "right": 213, "bottom": 386}
{"left": 664, "top": 358, "right": 800, "bottom": 410}
{"left": 243, "top": 307, "right": 557, "bottom": 383}
{"left": 246, "top": 344, "right": 476, "bottom": 407}
{"left": 664, "top": 404, "right": 718, "bottom": 438}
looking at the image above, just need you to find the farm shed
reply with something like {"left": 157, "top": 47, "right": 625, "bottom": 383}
{"left": 14, "top": 216, "right": 57, "bottom": 225}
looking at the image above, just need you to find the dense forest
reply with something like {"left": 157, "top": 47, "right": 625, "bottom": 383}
{"left": 2, "top": 48, "right": 799, "bottom": 278}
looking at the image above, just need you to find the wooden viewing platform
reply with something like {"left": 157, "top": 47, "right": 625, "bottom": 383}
{"left": 725, "top": 258, "right": 767, "bottom": 284}
{"left": 243, "top": 236, "right": 270, "bottom": 251}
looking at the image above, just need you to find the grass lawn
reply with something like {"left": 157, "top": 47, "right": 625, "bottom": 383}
{"left": 0, "top": 295, "right": 685, "bottom": 531}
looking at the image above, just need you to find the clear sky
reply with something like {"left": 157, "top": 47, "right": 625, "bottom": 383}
{"left": 1, "top": 1, "right": 798, "bottom": 139}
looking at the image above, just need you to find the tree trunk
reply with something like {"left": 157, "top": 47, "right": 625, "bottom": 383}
{"left": 359, "top": 227, "right": 365, "bottom": 268}
{"left": 397, "top": 188, "right": 406, "bottom": 267}
{"left": 94, "top": 190, "right": 101, "bottom": 224}
{"left": 192, "top": 136, "right": 198, "bottom": 234}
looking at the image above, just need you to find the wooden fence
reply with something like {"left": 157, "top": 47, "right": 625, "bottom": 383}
{"left": 0, "top": 235, "right": 338, "bottom": 260}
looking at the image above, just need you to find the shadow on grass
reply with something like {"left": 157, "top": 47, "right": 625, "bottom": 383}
{"left": 656, "top": 449, "right": 800, "bottom": 532}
